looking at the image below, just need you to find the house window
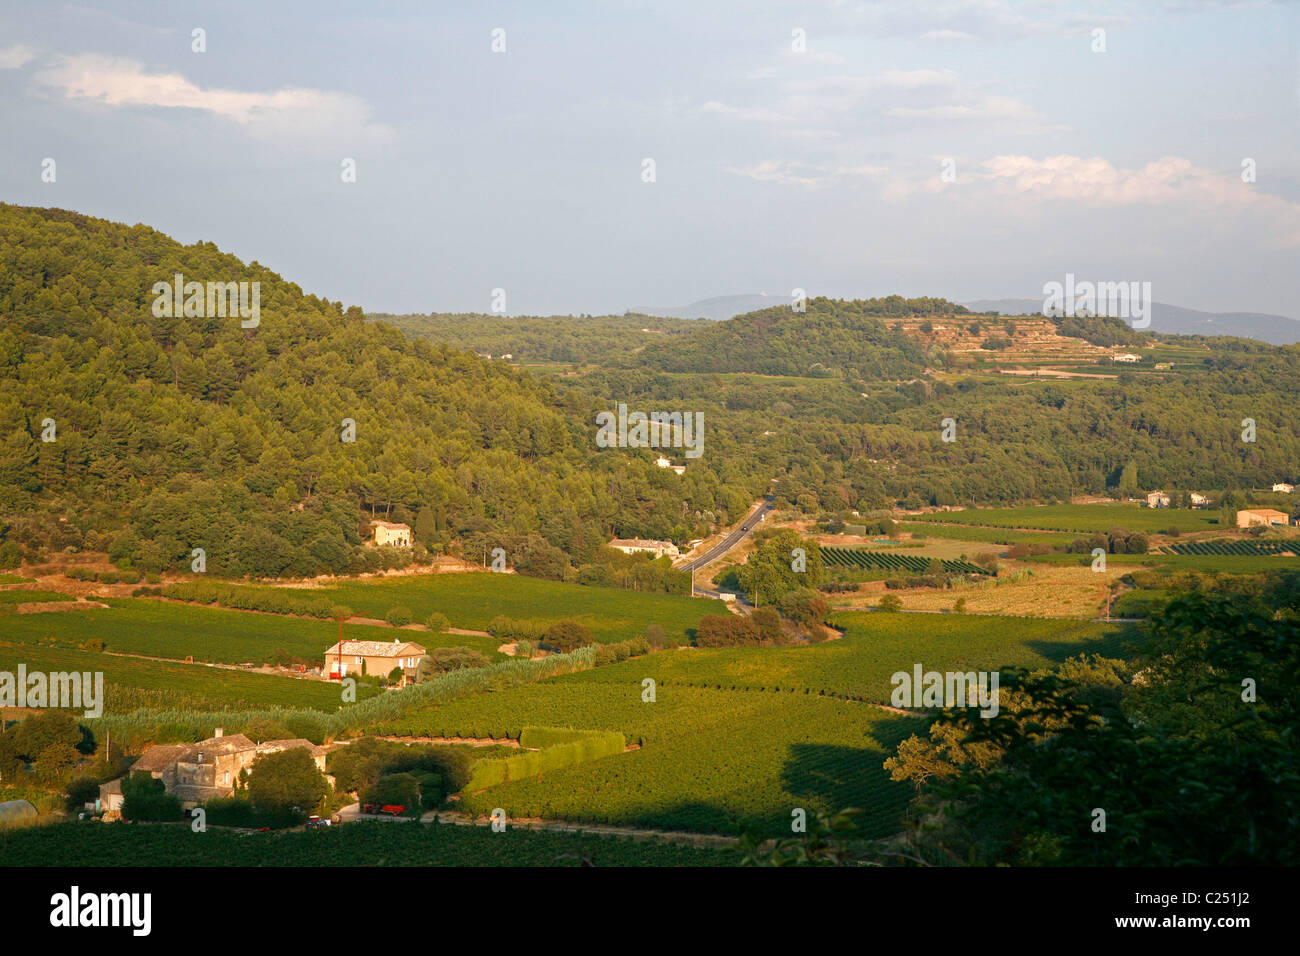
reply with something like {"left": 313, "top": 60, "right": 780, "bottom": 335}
{"left": 356, "top": 656, "right": 363, "bottom": 665}
{"left": 222, "top": 772, "right": 231, "bottom": 786}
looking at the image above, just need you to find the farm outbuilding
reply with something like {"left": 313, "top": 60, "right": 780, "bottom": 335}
{"left": 0, "top": 799, "right": 38, "bottom": 827}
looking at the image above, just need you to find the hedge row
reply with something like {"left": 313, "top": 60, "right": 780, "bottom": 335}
{"left": 161, "top": 581, "right": 336, "bottom": 618}
{"left": 462, "top": 728, "right": 626, "bottom": 794}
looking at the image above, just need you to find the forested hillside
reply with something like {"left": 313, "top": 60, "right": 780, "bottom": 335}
{"left": 0, "top": 204, "right": 759, "bottom": 578}
{"left": 372, "top": 312, "right": 697, "bottom": 366}
{"left": 636, "top": 296, "right": 964, "bottom": 376}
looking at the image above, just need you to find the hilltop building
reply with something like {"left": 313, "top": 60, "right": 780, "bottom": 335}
{"left": 371, "top": 520, "right": 411, "bottom": 547}
{"left": 1273, "top": 483, "right": 1294, "bottom": 494}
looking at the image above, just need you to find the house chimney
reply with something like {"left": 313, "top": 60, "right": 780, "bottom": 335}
{"left": 214, "top": 727, "right": 223, "bottom": 738}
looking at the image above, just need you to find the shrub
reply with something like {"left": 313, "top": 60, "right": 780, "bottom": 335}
{"left": 424, "top": 612, "right": 450, "bottom": 633}
{"left": 418, "top": 647, "right": 488, "bottom": 679}
{"left": 121, "top": 771, "right": 182, "bottom": 822}
{"left": 385, "top": 605, "right": 413, "bottom": 627}
{"left": 65, "top": 776, "right": 102, "bottom": 811}
{"left": 203, "top": 795, "right": 262, "bottom": 828}
{"left": 643, "top": 624, "right": 669, "bottom": 648}
{"left": 695, "top": 614, "right": 761, "bottom": 648}
{"left": 0, "top": 542, "right": 22, "bottom": 570}
{"left": 247, "top": 748, "right": 328, "bottom": 821}
{"left": 542, "top": 619, "right": 592, "bottom": 653}
{"left": 877, "top": 595, "right": 903, "bottom": 612}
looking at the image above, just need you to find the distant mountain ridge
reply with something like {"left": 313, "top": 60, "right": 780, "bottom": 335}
{"left": 964, "top": 299, "right": 1300, "bottom": 346}
{"left": 628, "top": 294, "right": 794, "bottom": 320}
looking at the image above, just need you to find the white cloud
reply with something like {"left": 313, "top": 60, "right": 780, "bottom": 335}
{"left": 721, "top": 159, "right": 828, "bottom": 186}
{"left": 885, "top": 95, "right": 1043, "bottom": 121}
{"left": 974, "top": 154, "right": 1300, "bottom": 244}
{"left": 919, "top": 30, "right": 977, "bottom": 40}
{"left": 32, "top": 53, "right": 392, "bottom": 147}
{"left": 0, "top": 45, "right": 38, "bottom": 69}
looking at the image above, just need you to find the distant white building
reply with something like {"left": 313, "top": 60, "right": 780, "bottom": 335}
{"left": 1146, "top": 491, "right": 1170, "bottom": 508}
{"left": 655, "top": 456, "right": 672, "bottom": 468}
{"left": 1273, "top": 483, "right": 1294, "bottom": 494}
{"left": 1112, "top": 353, "right": 1141, "bottom": 364}
{"left": 1189, "top": 492, "right": 1210, "bottom": 508}
{"left": 608, "top": 538, "right": 680, "bottom": 559}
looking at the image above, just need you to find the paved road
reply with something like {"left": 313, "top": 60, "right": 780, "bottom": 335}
{"left": 677, "top": 495, "right": 774, "bottom": 574}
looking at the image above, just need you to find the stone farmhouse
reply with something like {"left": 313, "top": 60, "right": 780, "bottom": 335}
{"left": 104, "top": 730, "right": 328, "bottom": 809}
{"left": 1273, "top": 483, "right": 1294, "bottom": 494}
{"left": 371, "top": 520, "right": 412, "bottom": 547}
{"left": 325, "top": 638, "right": 426, "bottom": 683}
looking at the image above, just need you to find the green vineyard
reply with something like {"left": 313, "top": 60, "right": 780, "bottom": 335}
{"left": 821, "top": 547, "right": 991, "bottom": 575}
{"left": 1163, "top": 540, "right": 1297, "bottom": 557}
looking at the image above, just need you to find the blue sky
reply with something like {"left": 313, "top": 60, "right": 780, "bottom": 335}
{"left": 2, "top": 0, "right": 1297, "bottom": 316}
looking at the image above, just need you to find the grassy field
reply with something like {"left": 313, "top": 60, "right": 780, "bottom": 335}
{"left": 311, "top": 573, "right": 714, "bottom": 644}
{"left": 910, "top": 505, "right": 1220, "bottom": 533}
{"left": 835, "top": 564, "right": 1130, "bottom": 619}
{"left": 0, "top": 598, "right": 504, "bottom": 666}
{"left": 0, "top": 589, "right": 71, "bottom": 605}
{"left": 0, "top": 642, "right": 373, "bottom": 712}
{"left": 0, "top": 820, "right": 737, "bottom": 866}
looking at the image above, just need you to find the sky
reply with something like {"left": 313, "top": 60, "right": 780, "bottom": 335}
{"left": 2, "top": 0, "right": 1298, "bottom": 317}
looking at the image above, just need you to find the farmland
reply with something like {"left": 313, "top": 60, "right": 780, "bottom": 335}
{"left": 1023, "top": 552, "right": 1296, "bottom": 573}
{"left": 0, "top": 642, "right": 370, "bottom": 712}
{"left": 0, "top": 589, "right": 70, "bottom": 605}
{"left": 0, "top": 598, "right": 504, "bottom": 666}
{"left": 909, "top": 505, "right": 1220, "bottom": 533}
{"left": 821, "top": 547, "right": 990, "bottom": 575}
{"left": 1162, "top": 540, "right": 1297, "bottom": 556}
{"left": 896, "top": 522, "right": 1074, "bottom": 546}
{"left": 368, "top": 611, "right": 1129, "bottom": 837}
{"left": 0, "top": 820, "right": 737, "bottom": 866}
{"left": 312, "top": 573, "right": 714, "bottom": 644}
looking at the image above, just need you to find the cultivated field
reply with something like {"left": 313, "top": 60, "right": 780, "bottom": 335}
{"left": 909, "top": 504, "right": 1220, "bottom": 533}
{"left": 365, "top": 610, "right": 1129, "bottom": 837}
{"left": 0, "top": 642, "right": 371, "bottom": 712}
{"left": 312, "top": 573, "right": 714, "bottom": 644}
{"left": 0, "top": 819, "right": 737, "bottom": 866}
{"left": 0, "top": 597, "right": 503, "bottom": 666}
